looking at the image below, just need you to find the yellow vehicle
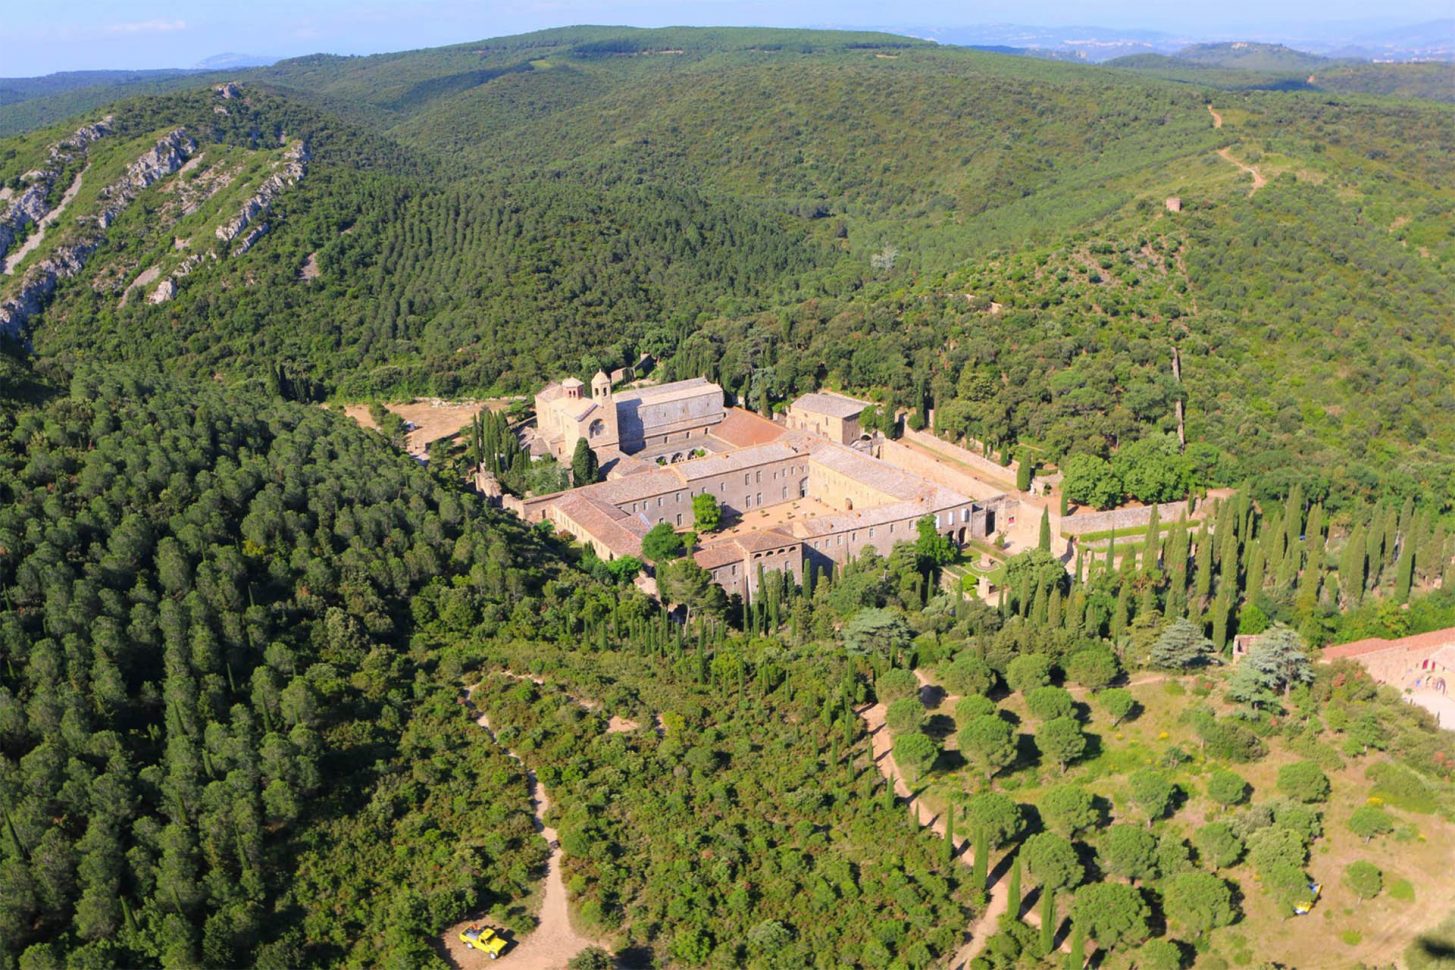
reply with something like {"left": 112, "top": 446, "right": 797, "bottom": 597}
{"left": 459, "top": 925, "right": 508, "bottom": 959}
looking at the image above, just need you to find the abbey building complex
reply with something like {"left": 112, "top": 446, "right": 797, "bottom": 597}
{"left": 513, "top": 373, "right": 1012, "bottom": 598}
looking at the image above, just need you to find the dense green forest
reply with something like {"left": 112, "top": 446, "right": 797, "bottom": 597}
{"left": 5, "top": 26, "right": 1451, "bottom": 508}
{"left": 2, "top": 24, "right": 1454, "bottom": 968}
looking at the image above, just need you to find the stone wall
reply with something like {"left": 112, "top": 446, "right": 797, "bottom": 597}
{"left": 877, "top": 438, "right": 1008, "bottom": 503}
{"left": 901, "top": 427, "right": 1019, "bottom": 488}
{"left": 1060, "top": 496, "right": 1209, "bottom": 536}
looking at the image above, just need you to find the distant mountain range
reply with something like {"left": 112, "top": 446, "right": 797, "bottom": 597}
{"left": 867, "top": 20, "right": 1455, "bottom": 63}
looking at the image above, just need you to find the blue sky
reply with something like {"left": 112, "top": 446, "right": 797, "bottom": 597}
{"left": 4, "top": 0, "right": 1451, "bottom": 75}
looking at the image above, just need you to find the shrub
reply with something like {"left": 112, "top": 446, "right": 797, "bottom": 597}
{"left": 1344, "top": 861, "right": 1383, "bottom": 901}
{"left": 1276, "top": 761, "right": 1331, "bottom": 804}
{"left": 876, "top": 667, "right": 920, "bottom": 703}
{"left": 886, "top": 697, "right": 925, "bottom": 734}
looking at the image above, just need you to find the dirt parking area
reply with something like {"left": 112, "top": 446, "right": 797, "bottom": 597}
{"left": 342, "top": 398, "right": 517, "bottom": 458}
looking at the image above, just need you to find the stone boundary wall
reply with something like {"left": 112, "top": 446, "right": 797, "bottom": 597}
{"left": 877, "top": 438, "right": 1007, "bottom": 503}
{"left": 901, "top": 427, "right": 1019, "bottom": 487}
{"left": 1061, "top": 496, "right": 1215, "bottom": 537}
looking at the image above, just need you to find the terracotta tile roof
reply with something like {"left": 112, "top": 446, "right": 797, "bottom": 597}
{"left": 550, "top": 491, "right": 645, "bottom": 558}
{"left": 734, "top": 529, "right": 798, "bottom": 553}
{"left": 713, "top": 407, "right": 786, "bottom": 448}
{"left": 1324, "top": 627, "right": 1455, "bottom": 659}
{"left": 695, "top": 541, "right": 747, "bottom": 570}
{"left": 791, "top": 391, "right": 871, "bottom": 419}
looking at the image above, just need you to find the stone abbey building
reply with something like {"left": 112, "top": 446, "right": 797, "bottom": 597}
{"left": 516, "top": 377, "right": 1009, "bottom": 599}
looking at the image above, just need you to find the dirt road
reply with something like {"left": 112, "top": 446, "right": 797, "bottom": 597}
{"left": 859, "top": 699, "right": 1014, "bottom": 966}
{"left": 1216, "top": 148, "right": 1268, "bottom": 194}
{"left": 438, "top": 702, "right": 600, "bottom": 970}
{"left": 1207, "top": 104, "right": 1224, "bottom": 128}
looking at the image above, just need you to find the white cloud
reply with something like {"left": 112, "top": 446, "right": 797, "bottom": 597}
{"left": 104, "top": 19, "right": 188, "bottom": 35}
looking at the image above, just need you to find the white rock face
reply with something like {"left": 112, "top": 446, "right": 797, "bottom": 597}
{"left": 148, "top": 279, "right": 177, "bottom": 304}
{"left": 216, "top": 140, "right": 309, "bottom": 246}
{"left": 0, "top": 129, "right": 193, "bottom": 340}
{"left": 0, "top": 117, "right": 113, "bottom": 263}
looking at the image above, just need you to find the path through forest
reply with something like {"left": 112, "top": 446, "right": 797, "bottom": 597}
{"left": 859, "top": 693, "right": 1016, "bottom": 967}
{"left": 1207, "top": 104, "right": 1267, "bottom": 195}
{"left": 437, "top": 695, "right": 600, "bottom": 970}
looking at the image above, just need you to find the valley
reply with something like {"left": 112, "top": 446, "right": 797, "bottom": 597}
{"left": 0, "top": 22, "right": 1451, "bottom": 970}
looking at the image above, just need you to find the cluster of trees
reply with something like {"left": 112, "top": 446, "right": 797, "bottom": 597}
{"left": 0, "top": 368, "right": 566, "bottom": 967}
{"left": 8, "top": 28, "right": 1452, "bottom": 510}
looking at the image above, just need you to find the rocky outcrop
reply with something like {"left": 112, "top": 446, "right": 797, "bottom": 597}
{"left": 216, "top": 141, "right": 309, "bottom": 249}
{"left": 0, "top": 129, "right": 192, "bottom": 340}
{"left": 96, "top": 129, "right": 196, "bottom": 229}
{"left": 0, "top": 117, "right": 112, "bottom": 263}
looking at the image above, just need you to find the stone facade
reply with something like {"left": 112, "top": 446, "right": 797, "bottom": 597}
{"left": 517, "top": 411, "right": 998, "bottom": 599}
{"left": 533, "top": 373, "right": 722, "bottom": 463}
{"left": 786, "top": 391, "right": 870, "bottom": 445}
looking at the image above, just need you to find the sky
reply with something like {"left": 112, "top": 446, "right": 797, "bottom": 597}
{"left": 4, "top": 0, "right": 1451, "bottom": 76}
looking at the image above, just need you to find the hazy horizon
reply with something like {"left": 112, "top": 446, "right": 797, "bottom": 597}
{"left": 5, "top": 0, "right": 1453, "bottom": 76}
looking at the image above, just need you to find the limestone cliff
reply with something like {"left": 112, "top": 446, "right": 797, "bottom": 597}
{"left": 215, "top": 140, "right": 309, "bottom": 250}
{"left": 0, "top": 118, "right": 111, "bottom": 263}
{"left": 0, "top": 129, "right": 193, "bottom": 341}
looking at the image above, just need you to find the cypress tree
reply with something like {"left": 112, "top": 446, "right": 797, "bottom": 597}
{"left": 1039, "top": 508, "right": 1052, "bottom": 552}
{"left": 1144, "top": 504, "right": 1161, "bottom": 567}
{"left": 972, "top": 822, "right": 989, "bottom": 893}
{"left": 945, "top": 805, "right": 956, "bottom": 863}
{"left": 1040, "top": 888, "right": 1056, "bottom": 952}
{"left": 1067, "top": 921, "right": 1085, "bottom": 969}
{"left": 1112, "top": 584, "right": 1131, "bottom": 639}
{"left": 1007, "top": 851, "right": 1022, "bottom": 920}
{"left": 1395, "top": 540, "right": 1415, "bottom": 603}
{"left": 1194, "top": 527, "right": 1214, "bottom": 600}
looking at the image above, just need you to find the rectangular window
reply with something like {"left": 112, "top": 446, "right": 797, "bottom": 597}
{"left": 676, "top": 513, "right": 682, "bottom": 526}
{"left": 869, "top": 527, "right": 875, "bottom": 538}
{"left": 745, "top": 474, "right": 750, "bottom": 485}
{"left": 756, "top": 470, "right": 762, "bottom": 484}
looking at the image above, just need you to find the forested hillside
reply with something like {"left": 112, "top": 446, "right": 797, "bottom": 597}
{"left": 4, "top": 26, "right": 1450, "bottom": 510}
{"left": 0, "top": 368, "right": 564, "bottom": 966}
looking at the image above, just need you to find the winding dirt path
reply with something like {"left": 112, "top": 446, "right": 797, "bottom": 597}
{"left": 1216, "top": 148, "right": 1267, "bottom": 194}
{"left": 859, "top": 699, "right": 1014, "bottom": 966}
{"left": 1207, "top": 104, "right": 1266, "bottom": 195}
{"left": 4, "top": 165, "right": 87, "bottom": 275}
{"left": 438, "top": 699, "right": 600, "bottom": 970}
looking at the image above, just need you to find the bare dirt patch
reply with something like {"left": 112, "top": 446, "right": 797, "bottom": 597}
{"left": 299, "top": 251, "right": 321, "bottom": 280}
{"left": 341, "top": 399, "right": 511, "bottom": 458}
{"left": 607, "top": 715, "right": 639, "bottom": 733}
